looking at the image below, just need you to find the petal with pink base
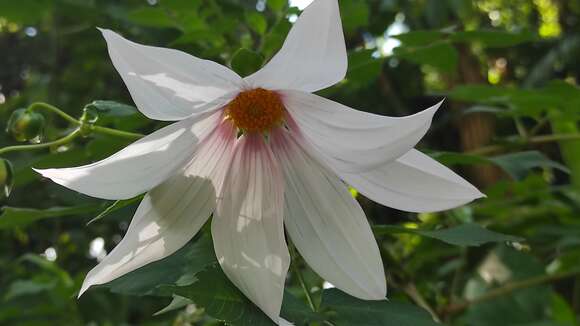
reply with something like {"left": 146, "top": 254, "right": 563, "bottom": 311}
{"left": 212, "top": 134, "right": 290, "bottom": 323}
{"left": 271, "top": 128, "right": 386, "bottom": 301}
{"left": 35, "top": 110, "right": 224, "bottom": 200}
{"left": 79, "top": 120, "right": 236, "bottom": 296}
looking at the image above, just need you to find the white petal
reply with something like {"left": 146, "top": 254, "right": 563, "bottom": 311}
{"left": 212, "top": 134, "right": 290, "bottom": 323}
{"left": 79, "top": 120, "right": 236, "bottom": 295}
{"left": 35, "top": 110, "right": 222, "bottom": 200}
{"left": 99, "top": 28, "right": 242, "bottom": 121}
{"left": 341, "top": 149, "right": 485, "bottom": 213}
{"left": 283, "top": 90, "right": 442, "bottom": 173}
{"left": 270, "top": 129, "right": 386, "bottom": 300}
{"left": 244, "top": 0, "right": 346, "bottom": 92}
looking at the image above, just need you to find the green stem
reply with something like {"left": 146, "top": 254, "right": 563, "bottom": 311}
{"left": 293, "top": 262, "right": 316, "bottom": 312}
{"left": 90, "top": 125, "right": 143, "bottom": 140}
{"left": 0, "top": 129, "right": 82, "bottom": 156}
{"left": 28, "top": 102, "right": 144, "bottom": 140}
{"left": 28, "top": 102, "right": 79, "bottom": 125}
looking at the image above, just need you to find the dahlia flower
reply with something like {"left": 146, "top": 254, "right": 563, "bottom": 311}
{"left": 36, "top": 0, "right": 483, "bottom": 323}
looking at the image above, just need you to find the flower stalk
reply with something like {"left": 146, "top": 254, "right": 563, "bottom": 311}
{"left": 0, "top": 103, "right": 144, "bottom": 156}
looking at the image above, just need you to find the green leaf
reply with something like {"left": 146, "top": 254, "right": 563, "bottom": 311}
{"left": 280, "top": 291, "right": 325, "bottom": 325}
{"left": 430, "top": 151, "right": 569, "bottom": 181}
{"left": 87, "top": 196, "right": 143, "bottom": 225}
{"left": 127, "top": 7, "right": 177, "bottom": 28}
{"left": 230, "top": 48, "right": 264, "bottom": 77}
{"left": 0, "top": 205, "right": 103, "bottom": 229}
{"left": 450, "top": 30, "right": 535, "bottom": 48}
{"left": 171, "top": 264, "right": 274, "bottom": 326}
{"left": 104, "top": 234, "right": 217, "bottom": 296}
{"left": 391, "top": 31, "right": 445, "bottom": 46}
{"left": 346, "top": 49, "right": 383, "bottom": 87}
{"left": 245, "top": 12, "right": 267, "bottom": 35}
{"left": 0, "top": 0, "right": 52, "bottom": 24}
{"left": 87, "top": 100, "right": 138, "bottom": 117}
{"left": 153, "top": 295, "right": 193, "bottom": 316}
{"left": 339, "top": 0, "right": 370, "bottom": 34}
{"left": 373, "top": 223, "right": 522, "bottom": 246}
{"left": 170, "top": 264, "right": 323, "bottom": 325}
{"left": 267, "top": 0, "right": 286, "bottom": 11}
{"left": 4, "top": 279, "right": 57, "bottom": 300}
{"left": 393, "top": 42, "right": 458, "bottom": 72}
{"left": 489, "top": 151, "right": 570, "bottom": 180}
{"left": 463, "top": 246, "right": 552, "bottom": 326}
{"left": 321, "top": 288, "right": 439, "bottom": 326}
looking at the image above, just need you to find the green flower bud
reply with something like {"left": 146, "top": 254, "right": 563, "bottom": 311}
{"left": 6, "top": 108, "right": 45, "bottom": 142}
{"left": 0, "top": 158, "right": 14, "bottom": 200}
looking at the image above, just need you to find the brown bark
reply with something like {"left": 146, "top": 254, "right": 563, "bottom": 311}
{"left": 453, "top": 45, "right": 502, "bottom": 187}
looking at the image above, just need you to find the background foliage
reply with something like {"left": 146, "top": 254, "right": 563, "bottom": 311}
{"left": 1, "top": 0, "right": 580, "bottom": 325}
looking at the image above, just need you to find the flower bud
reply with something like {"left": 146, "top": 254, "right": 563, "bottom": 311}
{"left": 6, "top": 108, "right": 45, "bottom": 142}
{"left": 0, "top": 158, "right": 14, "bottom": 200}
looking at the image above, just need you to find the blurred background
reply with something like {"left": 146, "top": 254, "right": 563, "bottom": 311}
{"left": 1, "top": 0, "right": 580, "bottom": 325}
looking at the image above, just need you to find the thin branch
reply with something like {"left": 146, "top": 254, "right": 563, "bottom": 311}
{"left": 402, "top": 283, "right": 441, "bottom": 323}
{"left": 468, "top": 133, "right": 580, "bottom": 155}
{"left": 442, "top": 268, "right": 580, "bottom": 315}
{"left": 0, "top": 129, "right": 82, "bottom": 156}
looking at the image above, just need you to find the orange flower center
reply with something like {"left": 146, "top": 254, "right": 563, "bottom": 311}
{"left": 226, "top": 88, "right": 285, "bottom": 133}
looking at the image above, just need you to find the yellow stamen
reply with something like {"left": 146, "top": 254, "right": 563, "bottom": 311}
{"left": 226, "top": 88, "right": 285, "bottom": 133}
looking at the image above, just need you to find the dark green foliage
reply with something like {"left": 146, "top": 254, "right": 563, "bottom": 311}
{"left": 2, "top": 0, "right": 580, "bottom": 325}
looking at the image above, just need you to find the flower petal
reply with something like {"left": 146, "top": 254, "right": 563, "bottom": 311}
{"left": 35, "top": 110, "right": 222, "bottom": 200}
{"left": 271, "top": 128, "right": 386, "bottom": 300}
{"left": 342, "top": 149, "right": 484, "bottom": 212}
{"left": 283, "top": 89, "right": 442, "bottom": 173}
{"left": 79, "top": 120, "right": 236, "bottom": 296}
{"left": 212, "top": 134, "right": 290, "bottom": 323}
{"left": 341, "top": 149, "right": 485, "bottom": 213}
{"left": 99, "top": 28, "right": 242, "bottom": 120}
{"left": 244, "top": 0, "right": 346, "bottom": 92}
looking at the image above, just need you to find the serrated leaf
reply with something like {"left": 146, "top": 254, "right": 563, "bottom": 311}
{"left": 171, "top": 264, "right": 274, "bottom": 326}
{"left": 373, "top": 223, "right": 522, "bottom": 246}
{"left": 321, "top": 288, "right": 439, "bottom": 326}
{"left": 0, "top": 205, "right": 103, "bottom": 229}
{"left": 230, "top": 48, "right": 264, "bottom": 77}
{"left": 170, "top": 264, "right": 323, "bottom": 325}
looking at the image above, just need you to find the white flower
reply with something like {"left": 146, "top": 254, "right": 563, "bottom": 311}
{"left": 35, "top": 0, "right": 483, "bottom": 323}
